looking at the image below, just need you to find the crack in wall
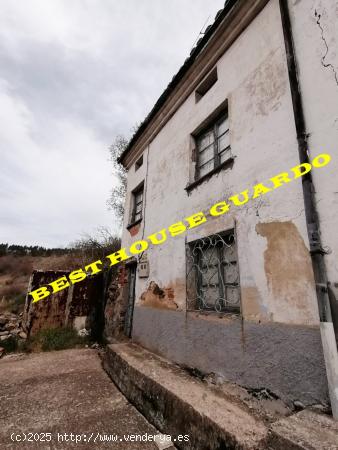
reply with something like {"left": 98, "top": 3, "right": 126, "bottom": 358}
{"left": 315, "top": 10, "right": 338, "bottom": 87}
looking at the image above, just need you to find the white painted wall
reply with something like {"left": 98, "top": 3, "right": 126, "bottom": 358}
{"left": 121, "top": 0, "right": 326, "bottom": 326}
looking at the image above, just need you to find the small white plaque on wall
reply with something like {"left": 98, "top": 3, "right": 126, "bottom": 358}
{"left": 138, "top": 254, "right": 149, "bottom": 278}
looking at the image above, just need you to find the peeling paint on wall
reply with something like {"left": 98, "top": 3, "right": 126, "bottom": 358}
{"left": 245, "top": 49, "right": 287, "bottom": 118}
{"left": 140, "top": 281, "right": 178, "bottom": 310}
{"left": 241, "top": 286, "right": 268, "bottom": 321}
{"left": 231, "top": 46, "right": 288, "bottom": 143}
{"left": 256, "top": 221, "right": 318, "bottom": 323}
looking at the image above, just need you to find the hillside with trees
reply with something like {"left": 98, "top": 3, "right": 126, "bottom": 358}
{"left": 0, "top": 229, "right": 120, "bottom": 315}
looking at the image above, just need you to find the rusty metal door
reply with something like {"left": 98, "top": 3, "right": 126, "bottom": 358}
{"left": 124, "top": 264, "right": 136, "bottom": 337}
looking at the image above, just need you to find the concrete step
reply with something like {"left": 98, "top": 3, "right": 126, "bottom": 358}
{"left": 269, "top": 410, "right": 338, "bottom": 450}
{"left": 102, "top": 342, "right": 268, "bottom": 449}
{"left": 102, "top": 342, "right": 338, "bottom": 450}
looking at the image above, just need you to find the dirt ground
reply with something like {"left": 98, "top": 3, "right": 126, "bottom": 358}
{"left": 0, "top": 349, "right": 164, "bottom": 449}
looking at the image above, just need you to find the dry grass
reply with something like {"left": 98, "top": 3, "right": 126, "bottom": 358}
{"left": 0, "top": 236, "right": 119, "bottom": 315}
{"left": 0, "top": 253, "right": 82, "bottom": 314}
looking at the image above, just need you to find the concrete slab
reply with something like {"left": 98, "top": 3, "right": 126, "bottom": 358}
{"left": 103, "top": 342, "right": 269, "bottom": 450}
{"left": 0, "top": 348, "right": 162, "bottom": 449}
{"left": 269, "top": 410, "right": 338, "bottom": 450}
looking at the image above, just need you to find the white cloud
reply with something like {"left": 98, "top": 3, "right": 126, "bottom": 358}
{"left": 0, "top": 0, "right": 225, "bottom": 247}
{"left": 0, "top": 79, "right": 114, "bottom": 246}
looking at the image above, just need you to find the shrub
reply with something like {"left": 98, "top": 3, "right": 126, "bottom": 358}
{"left": 1, "top": 327, "right": 89, "bottom": 354}
{"left": 10, "top": 293, "right": 26, "bottom": 314}
{"left": 17, "top": 339, "right": 30, "bottom": 353}
{"left": 29, "top": 327, "right": 88, "bottom": 352}
{"left": 1, "top": 336, "right": 18, "bottom": 353}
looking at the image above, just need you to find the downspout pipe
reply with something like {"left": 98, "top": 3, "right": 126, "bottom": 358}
{"left": 279, "top": 0, "right": 338, "bottom": 418}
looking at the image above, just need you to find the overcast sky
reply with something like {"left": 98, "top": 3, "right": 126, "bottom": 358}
{"left": 0, "top": 0, "right": 224, "bottom": 248}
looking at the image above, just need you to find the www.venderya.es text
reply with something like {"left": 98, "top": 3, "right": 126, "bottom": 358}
{"left": 11, "top": 431, "right": 190, "bottom": 444}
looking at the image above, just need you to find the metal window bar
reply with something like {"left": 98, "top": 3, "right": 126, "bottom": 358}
{"left": 186, "top": 231, "right": 240, "bottom": 313}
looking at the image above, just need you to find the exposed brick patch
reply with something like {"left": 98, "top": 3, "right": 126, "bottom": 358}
{"left": 140, "top": 282, "right": 178, "bottom": 310}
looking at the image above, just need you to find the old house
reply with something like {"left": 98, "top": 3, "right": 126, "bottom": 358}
{"left": 115, "top": 0, "right": 338, "bottom": 411}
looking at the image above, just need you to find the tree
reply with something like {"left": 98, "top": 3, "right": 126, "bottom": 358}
{"left": 107, "top": 135, "right": 128, "bottom": 224}
{"left": 69, "top": 227, "right": 121, "bottom": 267}
{"left": 0, "top": 243, "right": 8, "bottom": 256}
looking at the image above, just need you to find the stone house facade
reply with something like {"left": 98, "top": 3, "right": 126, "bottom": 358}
{"left": 116, "top": 0, "right": 338, "bottom": 409}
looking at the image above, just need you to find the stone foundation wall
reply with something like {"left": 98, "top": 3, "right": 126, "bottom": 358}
{"left": 103, "top": 264, "right": 129, "bottom": 341}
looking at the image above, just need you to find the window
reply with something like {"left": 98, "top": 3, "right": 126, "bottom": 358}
{"left": 186, "top": 230, "right": 240, "bottom": 313}
{"left": 131, "top": 185, "right": 144, "bottom": 223}
{"left": 195, "top": 113, "right": 231, "bottom": 179}
{"left": 195, "top": 67, "right": 218, "bottom": 102}
{"left": 135, "top": 155, "right": 143, "bottom": 171}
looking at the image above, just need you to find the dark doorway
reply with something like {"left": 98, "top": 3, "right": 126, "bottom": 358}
{"left": 124, "top": 264, "right": 137, "bottom": 337}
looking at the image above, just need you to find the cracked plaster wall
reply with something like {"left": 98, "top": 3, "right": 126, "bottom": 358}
{"left": 288, "top": 0, "right": 338, "bottom": 318}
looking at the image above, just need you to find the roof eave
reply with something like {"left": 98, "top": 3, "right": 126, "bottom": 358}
{"left": 117, "top": 0, "right": 240, "bottom": 166}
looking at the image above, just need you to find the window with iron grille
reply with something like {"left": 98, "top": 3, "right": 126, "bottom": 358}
{"left": 131, "top": 185, "right": 143, "bottom": 223}
{"left": 195, "top": 113, "right": 231, "bottom": 179}
{"left": 186, "top": 230, "right": 240, "bottom": 313}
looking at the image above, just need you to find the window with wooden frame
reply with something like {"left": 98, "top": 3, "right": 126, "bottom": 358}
{"left": 131, "top": 184, "right": 144, "bottom": 224}
{"left": 195, "top": 113, "right": 231, "bottom": 180}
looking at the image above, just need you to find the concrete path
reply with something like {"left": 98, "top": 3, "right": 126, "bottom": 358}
{"left": 103, "top": 342, "right": 338, "bottom": 450}
{"left": 0, "top": 349, "right": 164, "bottom": 449}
